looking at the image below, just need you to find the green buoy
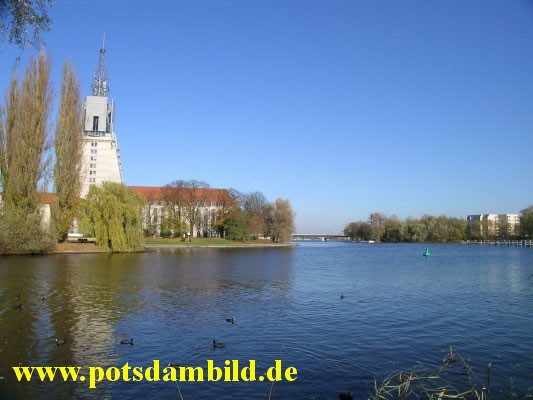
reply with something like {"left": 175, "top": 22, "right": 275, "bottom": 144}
{"left": 423, "top": 247, "right": 431, "bottom": 257}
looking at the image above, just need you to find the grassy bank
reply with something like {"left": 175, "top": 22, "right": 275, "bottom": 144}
{"left": 42, "top": 238, "right": 294, "bottom": 254}
{"left": 145, "top": 237, "right": 294, "bottom": 247}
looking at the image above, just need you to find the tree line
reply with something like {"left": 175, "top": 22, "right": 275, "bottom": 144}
{"left": 0, "top": 52, "right": 295, "bottom": 254}
{"left": 344, "top": 208, "right": 533, "bottom": 243}
{"left": 145, "top": 180, "right": 295, "bottom": 243}
{"left": 0, "top": 51, "right": 102, "bottom": 253}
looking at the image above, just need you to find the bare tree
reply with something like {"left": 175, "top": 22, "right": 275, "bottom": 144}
{"left": 52, "top": 60, "right": 83, "bottom": 242}
{"left": 242, "top": 191, "right": 268, "bottom": 238}
{"left": 182, "top": 180, "right": 210, "bottom": 240}
{"left": 161, "top": 179, "right": 188, "bottom": 237}
{"left": 163, "top": 179, "right": 210, "bottom": 241}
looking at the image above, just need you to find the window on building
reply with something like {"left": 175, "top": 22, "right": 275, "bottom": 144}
{"left": 107, "top": 112, "right": 112, "bottom": 132}
{"left": 91, "top": 149, "right": 97, "bottom": 154}
{"left": 90, "top": 163, "right": 96, "bottom": 168}
{"left": 93, "top": 116, "right": 99, "bottom": 131}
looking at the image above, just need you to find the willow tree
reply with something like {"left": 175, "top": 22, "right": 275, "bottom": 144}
{"left": 0, "top": 0, "right": 53, "bottom": 49}
{"left": 266, "top": 198, "right": 295, "bottom": 243}
{"left": 81, "top": 182, "right": 146, "bottom": 252}
{"left": 52, "top": 60, "right": 83, "bottom": 242}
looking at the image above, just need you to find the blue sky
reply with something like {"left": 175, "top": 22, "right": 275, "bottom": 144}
{"left": 1, "top": 0, "right": 532, "bottom": 233}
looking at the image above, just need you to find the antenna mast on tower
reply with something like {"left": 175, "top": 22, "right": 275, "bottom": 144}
{"left": 92, "top": 33, "right": 109, "bottom": 96}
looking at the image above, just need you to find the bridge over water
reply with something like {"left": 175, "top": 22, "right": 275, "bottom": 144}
{"left": 292, "top": 233, "right": 350, "bottom": 241}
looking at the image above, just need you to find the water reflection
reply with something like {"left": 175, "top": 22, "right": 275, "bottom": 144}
{"left": 1, "top": 244, "right": 531, "bottom": 399}
{"left": 0, "top": 248, "right": 295, "bottom": 399}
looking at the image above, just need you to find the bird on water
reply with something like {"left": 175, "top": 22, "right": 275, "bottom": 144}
{"left": 13, "top": 294, "right": 23, "bottom": 310}
{"left": 120, "top": 338, "right": 134, "bottom": 345}
{"left": 212, "top": 339, "right": 225, "bottom": 348}
{"left": 225, "top": 317, "right": 235, "bottom": 324}
{"left": 55, "top": 339, "right": 66, "bottom": 346}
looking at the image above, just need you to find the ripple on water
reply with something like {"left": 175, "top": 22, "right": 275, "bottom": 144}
{"left": 0, "top": 244, "right": 531, "bottom": 399}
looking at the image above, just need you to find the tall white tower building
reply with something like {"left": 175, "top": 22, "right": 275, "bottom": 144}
{"left": 80, "top": 41, "right": 123, "bottom": 198}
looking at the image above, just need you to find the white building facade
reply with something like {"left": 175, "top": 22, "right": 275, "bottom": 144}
{"left": 467, "top": 213, "right": 520, "bottom": 238}
{"left": 79, "top": 44, "right": 123, "bottom": 198}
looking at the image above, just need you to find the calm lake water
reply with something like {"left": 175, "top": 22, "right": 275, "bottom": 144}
{"left": 0, "top": 242, "right": 532, "bottom": 399}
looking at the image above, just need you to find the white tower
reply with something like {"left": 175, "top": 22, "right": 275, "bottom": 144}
{"left": 80, "top": 38, "right": 123, "bottom": 198}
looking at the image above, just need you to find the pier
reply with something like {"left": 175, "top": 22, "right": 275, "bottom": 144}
{"left": 464, "top": 240, "right": 533, "bottom": 248}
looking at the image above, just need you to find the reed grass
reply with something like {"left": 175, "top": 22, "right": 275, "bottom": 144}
{"left": 368, "top": 346, "right": 532, "bottom": 400}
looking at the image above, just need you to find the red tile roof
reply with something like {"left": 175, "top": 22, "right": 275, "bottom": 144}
{"left": 128, "top": 186, "right": 229, "bottom": 203}
{"left": 127, "top": 186, "right": 163, "bottom": 202}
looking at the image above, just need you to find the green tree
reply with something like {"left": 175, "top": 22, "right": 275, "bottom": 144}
{"left": 266, "top": 198, "right": 295, "bottom": 243}
{"left": 369, "top": 212, "right": 387, "bottom": 242}
{"left": 80, "top": 182, "right": 146, "bottom": 252}
{"left": 0, "top": 206, "right": 54, "bottom": 254}
{"left": 0, "top": 52, "right": 53, "bottom": 254}
{"left": 343, "top": 221, "right": 373, "bottom": 241}
{"left": 520, "top": 205, "right": 533, "bottom": 238}
{"left": 344, "top": 221, "right": 360, "bottom": 241}
{"left": 0, "top": 73, "right": 18, "bottom": 192}
{"left": 383, "top": 216, "right": 403, "bottom": 242}
{"left": 224, "top": 207, "right": 251, "bottom": 241}
{"left": 52, "top": 60, "right": 83, "bottom": 242}
{"left": 0, "top": 0, "right": 53, "bottom": 49}
{"left": 1, "top": 51, "right": 51, "bottom": 213}
{"left": 213, "top": 189, "right": 237, "bottom": 238}
{"left": 403, "top": 218, "right": 426, "bottom": 242}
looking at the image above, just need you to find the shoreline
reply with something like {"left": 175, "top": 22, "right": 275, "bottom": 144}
{"left": 44, "top": 241, "right": 296, "bottom": 255}
{"left": 145, "top": 243, "right": 296, "bottom": 249}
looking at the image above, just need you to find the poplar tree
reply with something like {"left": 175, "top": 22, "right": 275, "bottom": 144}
{"left": 0, "top": 51, "right": 53, "bottom": 253}
{"left": 52, "top": 60, "right": 83, "bottom": 242}
{"left": 0, "top": 74, "right": 19, "bottom": 193}
{"left": 4, "top": 51, "right": 52, "bottom": 213}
